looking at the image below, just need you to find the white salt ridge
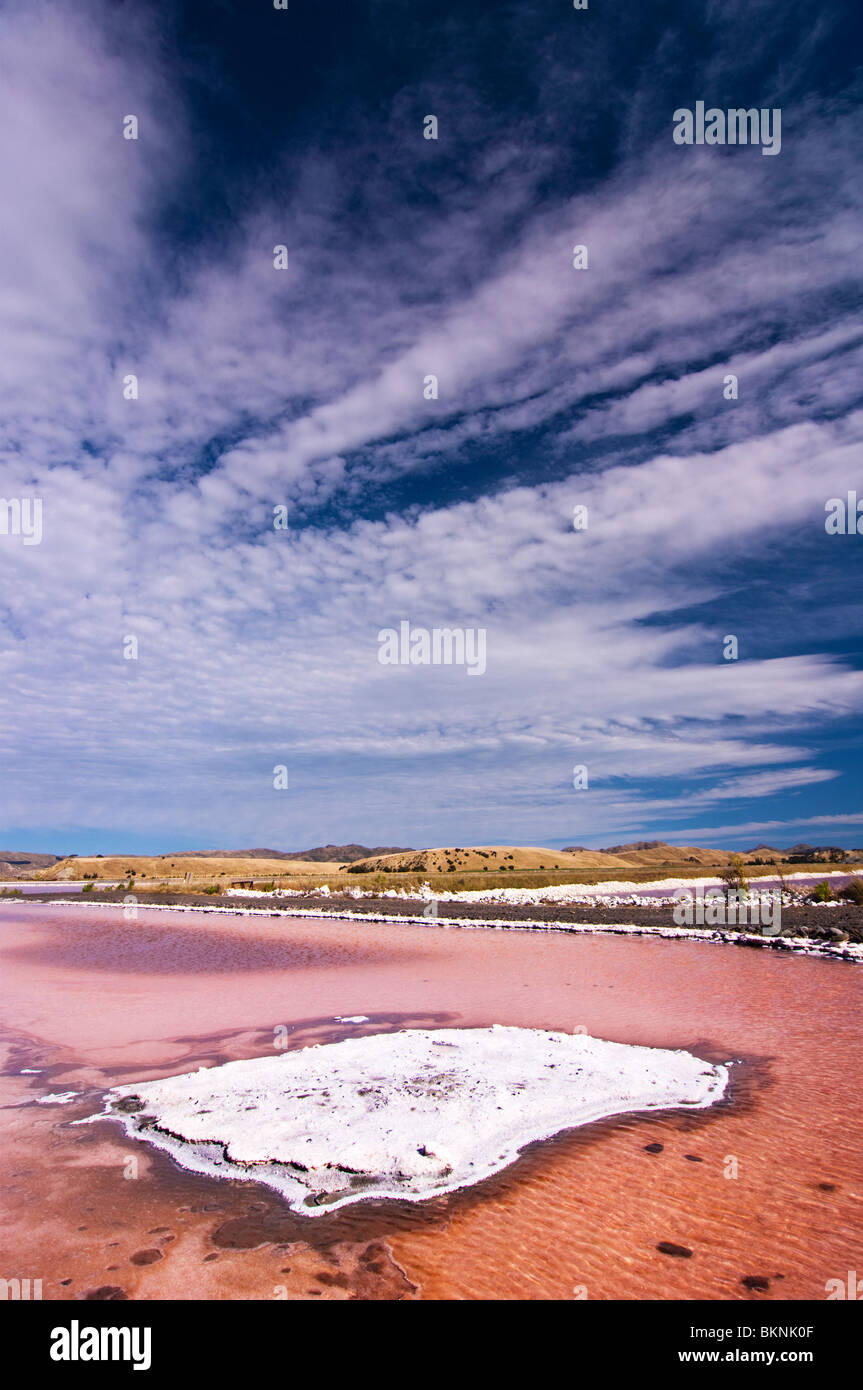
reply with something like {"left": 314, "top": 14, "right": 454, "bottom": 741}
{"left": 99, "top": 1026, "right": 728, "bottom": 1216}
{"left": 37, "top": 1091, "right": 80, "bottom": 1104}
{"left": 377, "top": 869, "right": 862, "bottom": 908}
{"left": 334, "top": 1015, "right": 370, "bottom": 1023}
{"left": 34, "top": 896, "right": 863, "bottom": 962}
{"left": 228, "top": 870, "right": 861, "bottom": 911}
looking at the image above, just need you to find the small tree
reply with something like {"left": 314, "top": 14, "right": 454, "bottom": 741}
{"left": 719, "top": 853, "right": 749, "bottom": 897}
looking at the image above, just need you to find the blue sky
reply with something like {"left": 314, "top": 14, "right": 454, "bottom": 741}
{"left": 1, "top": 0, "right": 862, "bottom": 855}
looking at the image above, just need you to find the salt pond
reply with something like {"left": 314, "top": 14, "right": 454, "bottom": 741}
{"left": 95, "top": 1026, "right": 728, "bottom": 1213}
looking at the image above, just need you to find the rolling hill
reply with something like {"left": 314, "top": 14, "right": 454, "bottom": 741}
{"left": 0, "top": 851, "right": 61, "bottom": 879}
{"left": 347, "top": 846, "right": 636, "bottom": 874}
{"left": 38, "top": 854, "right": 347, "bottom": 882}
{"left": 592, "top": 841, "right": 733, "bottom": 866}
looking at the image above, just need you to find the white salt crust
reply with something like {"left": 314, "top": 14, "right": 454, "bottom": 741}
{"left": 97, "top": 1026, "right": 728, "bottom": 1216}
{"left": 27, "top": 896, "right": 863, "bottom": 963}
{"left": 227, "top": 868, "right": 860, "bottom": 908}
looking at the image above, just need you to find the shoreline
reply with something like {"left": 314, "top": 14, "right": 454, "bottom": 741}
{"left": 8, "top": 893, "right": 862, "bottom": 964}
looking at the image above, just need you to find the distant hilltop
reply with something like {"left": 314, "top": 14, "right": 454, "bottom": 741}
{"left": 733, "top": 843, "right": 853, "bottom": 863}
{"left": 580, "top": 840, "right": 857, "bottom": 865}
{"left": 0, "top": 851, "right": 61, "bottom": 880}
{"left": 288, "top": 844, "right": 414, "bottom": 863}
{"left": 589, "top": 841, "right": 731, "bottom": 866}
{"left": 167, "top": 845, "right": 414, "bottom": 863}
{"left": 169, "top": 847, "right": 297, "bottom": 860}
{"left": 349, "top": 846, "right": 644, "bottom": 874}
{"left": 600, "top": 840, "right": 670, "bottom": 852}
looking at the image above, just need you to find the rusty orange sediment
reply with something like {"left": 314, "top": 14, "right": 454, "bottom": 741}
{"left": 0, "top": 902, "right": 860, "bottom": 1301}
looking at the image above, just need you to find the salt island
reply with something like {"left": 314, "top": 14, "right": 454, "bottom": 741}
{"left": 97, "top": 1026, "right": 729, "bottom": 1215}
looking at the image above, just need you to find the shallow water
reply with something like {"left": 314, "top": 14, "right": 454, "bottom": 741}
{"left": 1, "top": 902, "right": 860, "bottom": 1301}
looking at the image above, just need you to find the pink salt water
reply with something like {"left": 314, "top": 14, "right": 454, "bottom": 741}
{"left": 1, "top": 902, "right": 860, "bottom": 1301}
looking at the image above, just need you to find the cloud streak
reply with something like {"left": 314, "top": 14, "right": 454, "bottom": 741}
{"left": 1, "top": 0, "right": 861, "bottom": 852}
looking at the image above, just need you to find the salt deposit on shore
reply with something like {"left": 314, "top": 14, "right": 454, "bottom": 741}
{"left": 378, "top": 869, "right": 861, "bottom": 908}
{"left": 95, "top": 1026, "right": 728, "bottom": 1216}
{"left": 35, "top": 895, "right": 863, "bottom": 962}
{"left": 225, "top": 868, "right": 861, "bottom": 910}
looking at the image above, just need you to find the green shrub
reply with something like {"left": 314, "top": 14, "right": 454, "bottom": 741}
{"left": 811, "top": 880, "right": 834, "bottom": 902}
{"left": 81, "top": 881, "right": 95, "bottom": 893}
{"left": 204, "top": 884, "right": 221, "bottom": 895}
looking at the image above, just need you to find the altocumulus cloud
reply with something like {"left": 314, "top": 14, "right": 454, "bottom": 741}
{"left": 0, "top": 0, "right": 862, "bottom": 852}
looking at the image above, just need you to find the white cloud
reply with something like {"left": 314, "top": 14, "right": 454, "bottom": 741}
{"left": 0, "top": 2, "right": 861, "bottom": 847}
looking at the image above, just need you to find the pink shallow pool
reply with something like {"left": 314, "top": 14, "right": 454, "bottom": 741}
{"left": 1, "top": 902, "right": 861, "bottom": 1301}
